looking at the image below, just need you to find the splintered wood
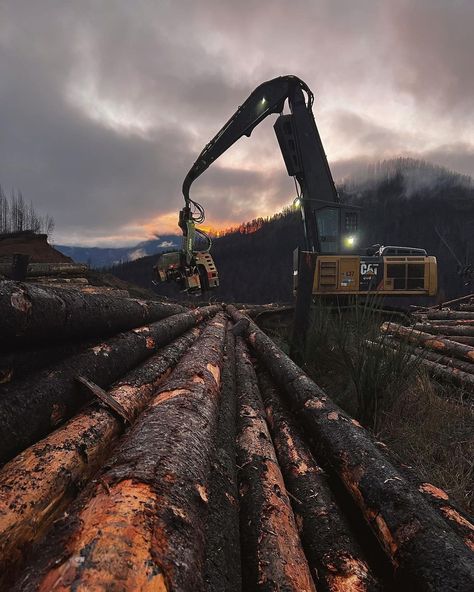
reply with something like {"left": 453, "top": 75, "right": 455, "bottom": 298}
{"left": 0, "top": 286, "right": 473, "bottom": 591}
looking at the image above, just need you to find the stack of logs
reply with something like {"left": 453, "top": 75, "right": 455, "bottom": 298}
{"left": 0, "top": 279, "right": 473, "bottom": 591}
{"left": 380, "top": 294, "right": 474, "bottom": 392}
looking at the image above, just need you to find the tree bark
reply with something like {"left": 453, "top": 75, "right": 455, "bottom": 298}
{"left": 13, "top": 314, "right": 227, "bottom": 592}
{"left": 204, "top": 326, "right": 242, "bottom": 592}
{"left": 0, "top": 280, "right": 185, "bottom": 346}
{"left": 258, "top": 370, "right": 380, "bottom": 592}
{"left": 227, "top": 305, "right": 474, "bottom": 592}
{"left": 235, "top": 337, "right": 316, "bottom": 592}
{"left": 373, "top": 441, "right": 474, "bottom": 555}
{"left": 0, "top": 305, "right": 220, "bottom": 464}
{"left": 0, "top": 325, "right": 204, "bottom": 588}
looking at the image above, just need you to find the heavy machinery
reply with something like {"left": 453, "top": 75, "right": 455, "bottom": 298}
{"left": 155, "top": 75, "right": 437, "bottom": 297}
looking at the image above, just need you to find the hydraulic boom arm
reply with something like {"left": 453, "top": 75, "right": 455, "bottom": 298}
{"left": 182, "top": 75, "right": 339, "bottom": 252}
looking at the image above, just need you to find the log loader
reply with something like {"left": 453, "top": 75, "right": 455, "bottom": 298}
{"left": 155, "top": 75, "right": 437, "bottom": 297}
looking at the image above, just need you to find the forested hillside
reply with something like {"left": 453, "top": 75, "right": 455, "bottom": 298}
{"left": 111, "top": 159, "right": 474, "bottom": 303}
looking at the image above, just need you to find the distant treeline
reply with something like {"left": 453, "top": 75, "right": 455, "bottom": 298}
{"left": 111, "top": 161, "right": 474, "bottom": 304}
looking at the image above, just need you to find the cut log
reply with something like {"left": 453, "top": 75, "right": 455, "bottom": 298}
{"left": 204, "top": 326, "right": 241, "bottom": 592}
{"left": 415, "top": 319, "right": 474, "bottom": 326}
{"left": 0, "top": 325, "right": 203, "bottom": 587}
{"left": 0, "top": 305, "right": 220, "bottom": 464}
{"left": 373, "top": 441, "right": 474, "bottom": 554}
{"left": 31, "top": 277, "right": 89, "bottom": 284}
{"left": 381, "top": 322, "right": 474, "bottom": 363}
{"left": 235, "top": 337, "right": 316, "bottom": 592}
{"left": 422, "top": 311, "right": 474, "bottom": 321}
{"left": 0, "top": 262, "right": 88, "bottom": 277}
{"left": 448, "top": 336, "right": 474, "bottom": 345}
{"left": 227, "top": 305, "right": 474, "bottom": 592}
{"left": 369, "top": 340, "right": 474, "bottom": 391}
{"left": 13, "top": 314, "right": 227, "bottom": 592}
{"left": 0, "top": 280, "right": 185, "bottom": 346}
{"left": 413, "top": 323, "right": 474, "bottom": 337}
{"left": 380, "top": 336, "right": 474, "bottom": 375}
{"left": 460, "top": 304, "right": 474, "bottom": 312}
{"left": 258, "top": 370, "right": 380, "bottom": 592}
{"left": 0, "top": 340, "right": 98, "bottom": 385}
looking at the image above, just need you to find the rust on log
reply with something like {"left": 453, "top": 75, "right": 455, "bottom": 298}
{"left": 235, "top": 337, "right": 316, "bottom": 592}
{"left": 0, "top": 325, "right": 204, "bottom": 587}
{"left": 13, "top": 314, "right": 227, "bottom": 592}
{"left": 227, "top": 305, "right": 474, "bottom": 592}
{"left": 381, "top": 321, "right": 474, "bottom": 363}
{"left": 204, "top": 325, "right": 242, "bottom": 592}
{"left": 0, "top": 280, "right": 185, "bottom": 347}
{"left": 0, "top": 305, "right": 220, "bottom": 464}
{"left": 258, "top": 370, "right": 381, "bottom": 592}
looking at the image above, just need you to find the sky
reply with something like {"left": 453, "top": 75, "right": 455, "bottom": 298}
{"left": 0, "top": 0, "right": 473, "bottom": 246}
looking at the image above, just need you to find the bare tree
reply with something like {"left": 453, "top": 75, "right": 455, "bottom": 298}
{"left": 0, "top": 186, "right": 55, "bottom": 237}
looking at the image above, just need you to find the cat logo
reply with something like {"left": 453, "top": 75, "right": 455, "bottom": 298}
{"left": 360, "top": 263, "right": 379, "bottom": 277}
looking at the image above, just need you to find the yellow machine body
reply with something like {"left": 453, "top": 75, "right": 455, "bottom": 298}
{"left": 294, "top": 252, "right": 437, "bottom": 297}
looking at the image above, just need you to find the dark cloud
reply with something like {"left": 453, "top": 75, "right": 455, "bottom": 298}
{"left": 0, "top": 0, "right": 472, "bottom": 245}
{"left": 386, "top": 0, "right": 474, "bottom": 115}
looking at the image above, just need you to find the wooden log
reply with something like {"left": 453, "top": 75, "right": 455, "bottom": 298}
{"left": 0, "top": 326, "right": 203, "bottom": 587}
{"left": 0, "top": 280, "right": 185, "bottom": 346}
{"left": 425, "top": 293, "right": 474, "bottom": 310}
{"left": 31, "top": 277, "right": 89, "bottom": 284}
{"left": 369, "top": 340, "right": 474, "bottom": 391}
{"left": 227, "top": 306, "right": 474, "bottom": 592}
{"left": 413, "top": 323, "right": 474, "bottom": 337}
{"left": 416, "top": 319, "right": 474, "bottom": 326}
{"left": 459, "top": 304, "right": 474, "bottom": 312}
{"left": 423, "top": 311, "right": 474, "bottom": 321}
{"left": 204, "top": 326, "right": 241, "bottom": 592}
{"left": 373, "top": 441, "right": 474, "bottom": 554}
{"left": 380, "top": 336, "right": 474, "bottom": 376}
{"left": 380, "top": 322, "right": 474, "bottom": 363}
{"left": 258, "top": 370, "right": 380, "bottom": 592}
{"left": 13, "top": 314, "right": 227, "bottom": 592}
{"left": 448, "top": 336, "right": 474, "bottom": 346}
{"left": 0, "top": 305, "right": 220, "bottom": 464}
{"left": 0, "top": 340, "right": 98, "bottom": 385}
{"left": 235, "top": 337, "right": 316, "bottom": 592}
{"left": 0, "top": 262, "right": 89, "bottom": 277}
